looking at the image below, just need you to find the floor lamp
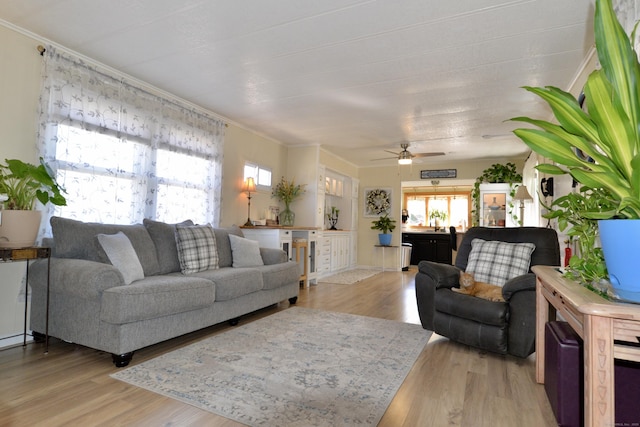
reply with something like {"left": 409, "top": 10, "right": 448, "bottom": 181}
{"left": 243, "top": 177, "right": 257, "bottom": 227}
{"left": 513, "top": 184, "right": 533, "bottom": 227}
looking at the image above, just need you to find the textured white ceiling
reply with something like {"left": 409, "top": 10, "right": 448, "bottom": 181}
{"left": 0, "top": 0, "right": 595, "bottom": 167}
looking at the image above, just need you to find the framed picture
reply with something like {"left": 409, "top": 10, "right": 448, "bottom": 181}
{"left": 364, "top": 187, "right": 392, "bottom": 217}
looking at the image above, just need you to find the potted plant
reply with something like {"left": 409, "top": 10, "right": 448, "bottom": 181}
{"left": 0, "top": 158, "right": 66, "bottom": 248}
{"left": 541, "top": 188, "right": 613, "bottom": 298}
{"left": 470, "top": 162, "right": 522, "bottom": 226}
{"left": 271, "top": 176, "right": 306, "bottom": 226}
{"left": 429, "top": 209, "right": 447, "bottom": 230}
{"left": 371, "top": 214, "right": 396, "bottom": 246}
{"left": 511, "top": 0, "right": 640, "bottom": 300}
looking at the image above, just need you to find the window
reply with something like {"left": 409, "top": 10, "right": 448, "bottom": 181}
{"left": 244, "top": 162, "right": 272, "bottom": 188}
{"left": 37, "top": 47, "right": 224, "bottom": 230}
{"left": 403, "top": 191, "right": 471, "bottom": 229}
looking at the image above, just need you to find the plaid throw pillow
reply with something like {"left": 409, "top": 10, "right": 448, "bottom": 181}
{"left": 465, "top": 238, "right": 536, "bottom": 286}
{"left": 175, "top": 224, "right": 219, "bottom": 274}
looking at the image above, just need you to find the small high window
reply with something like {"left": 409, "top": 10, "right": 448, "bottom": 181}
{"left": 244, "top": 163, "right": 272, "bottom": 188}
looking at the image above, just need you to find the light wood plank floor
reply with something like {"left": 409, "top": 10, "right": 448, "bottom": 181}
{"left": 0, "top": 268, "right": 557, "bottom": 426}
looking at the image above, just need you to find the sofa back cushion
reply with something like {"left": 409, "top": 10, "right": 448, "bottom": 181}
{"left": 143, "top": 218, "right": 194, "bottom": 274}
{"left": 51, "top": 216, "right": 161, "bottom": 276}
{"left": 213, "top": 225, "right": 244, "bottom": 268}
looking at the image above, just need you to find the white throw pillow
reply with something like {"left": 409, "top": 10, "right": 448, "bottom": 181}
{"left": 97, "top": 232, "right": 145, "bottom": 285}
{"left": 175, "top": 224, "right": 219, "bottom": 274}
{"left": 229, "top": 234, "right": 264, "bottom": 268}
{"left": 465, "top": 238, "right": 536, "bottom": 286}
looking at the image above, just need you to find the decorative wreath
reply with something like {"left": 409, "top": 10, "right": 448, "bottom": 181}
{"left": 366, "top": 188, "right": 390, "bottom": 215}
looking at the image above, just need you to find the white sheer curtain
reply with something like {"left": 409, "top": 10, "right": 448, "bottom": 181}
{"left": 37, "top": 47, "right": 224, "bottom": 234}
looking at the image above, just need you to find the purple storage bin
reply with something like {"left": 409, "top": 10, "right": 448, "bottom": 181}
{"left": 544, "top": 321, "right": 640, "bottom": 426}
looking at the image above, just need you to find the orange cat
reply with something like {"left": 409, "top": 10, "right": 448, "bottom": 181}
{"left": 452, "top": 271, "right": 505, "bottom": 302}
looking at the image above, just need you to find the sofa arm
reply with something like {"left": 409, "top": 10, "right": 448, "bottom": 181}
{"left": 259, "top": 247, "right": 287, "bottom": 265}
{"left": 502, "top": 273, "right": 536, "bottom": 301}
{"left": 29, "top": 257, "right": 125, "bottom": 299}
{"left": 417, "top": 260, "right": 461, "bottom": 289}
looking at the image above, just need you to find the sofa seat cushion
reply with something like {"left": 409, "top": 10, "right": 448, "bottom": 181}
{"left": 100, "top": 276, "right": 216, "bottom": 324}
{"left": 189, "top": 267, "right": 263, "bottom": 301}
{"left": 259, "top": 261, "right": 300, "bottom": 290}
{"left": 435, "top": 288, "right": 509, "bottom": 326}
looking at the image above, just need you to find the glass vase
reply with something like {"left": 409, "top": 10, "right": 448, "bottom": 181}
{"left": 279, "top": 203, "right": 295, "bottom": 226}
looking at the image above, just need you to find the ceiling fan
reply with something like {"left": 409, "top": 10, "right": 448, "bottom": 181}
{"left": 372, "top": 143, "right": 445, "bottom": 165}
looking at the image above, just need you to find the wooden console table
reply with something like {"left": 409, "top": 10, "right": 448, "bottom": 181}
{"left": 0, "top": 247, "right": 51, "bottom": 353}
{"left": 533, "top": 265, "right": 640, "bottom": 427}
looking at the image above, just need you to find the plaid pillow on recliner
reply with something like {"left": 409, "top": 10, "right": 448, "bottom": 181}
{"left": 465, "top": 238, "right": 535, "bottom": 286}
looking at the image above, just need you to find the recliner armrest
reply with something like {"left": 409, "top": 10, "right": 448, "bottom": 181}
{"left": 502, "top": 273, "right": 536, "bottom": 300}
{"left": 417, "top": 260, "right": 461, "bottom": 289}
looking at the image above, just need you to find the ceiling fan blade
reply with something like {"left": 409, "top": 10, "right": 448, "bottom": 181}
{"left": 383, "top": 150, "right": 399, "bottom": 155}
{"left": 412, "top": 152, "right": 446, "bottom": 158}
{"left": 370, "top": 156, "right": 397, "bottom": 161}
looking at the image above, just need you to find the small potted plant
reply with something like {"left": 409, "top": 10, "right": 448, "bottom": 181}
{"left": 0, "top": 158, "right": 66, "bottom": 248}
{"left": 429, "top": 209, "right": 448, "bottom": 230}
{"left": 371, "top": 214, "right": 396, "bottom": 246}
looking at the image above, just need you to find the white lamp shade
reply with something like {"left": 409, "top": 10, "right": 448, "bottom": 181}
{"left": 514, "top": 184, "right": 533, "bottom": 201}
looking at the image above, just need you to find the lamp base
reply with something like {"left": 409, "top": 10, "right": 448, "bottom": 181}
{"left": 243, "top": 218, "right": 253, "bottom": 227}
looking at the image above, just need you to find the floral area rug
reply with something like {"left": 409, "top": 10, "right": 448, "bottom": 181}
{"left": 111, "top": 307, "right": 430, "bottom": 426}
{"left": 318, "top": 268, "right": 381, "bottom": 285}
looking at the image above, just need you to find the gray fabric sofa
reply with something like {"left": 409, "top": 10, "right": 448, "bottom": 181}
{"left": 28, "top": 217, "right": 300, "bottom": 367}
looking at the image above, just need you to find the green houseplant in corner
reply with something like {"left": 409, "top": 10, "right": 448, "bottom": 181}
{"left": 0, "top": 158, "right": 66, "bottom": 248}
{"left": 371, "top": 214, "right": 396, "bottom": 246}
{"left": 470, "top": 162, "right": 522, "bottom": 226}
{"left": 511, "top": 0, "right": 640, "bottom": 300}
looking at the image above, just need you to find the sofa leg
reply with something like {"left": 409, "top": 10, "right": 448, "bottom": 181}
{"left": 228, "top": 317, "right": 240, "bottom": 326}
{"left": 32, "top": 331, "right": 46, "bottom": 343}
{"left": 112, "top": 352, "right": 134, "bottom": 367}
{"left": 289, "top": 296, "right": 298, "bottom": 305}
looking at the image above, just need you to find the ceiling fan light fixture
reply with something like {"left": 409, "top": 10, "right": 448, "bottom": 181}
{"left": 398, "top": 149, "right": 412, "bottom": 165}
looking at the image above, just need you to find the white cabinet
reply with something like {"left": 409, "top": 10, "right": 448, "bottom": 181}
{"left": 241, "top": 228, "right": 293, "bottom": 261}
{"left": 317, "top": 234, "right": 331, "bottom": 276}
{"left": 479, "top": 183, "right": 521, "bottom": 228}
{"left": 329, "top": 232, "right": 350, "bottom": 272}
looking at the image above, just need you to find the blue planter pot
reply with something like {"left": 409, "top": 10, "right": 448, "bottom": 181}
{"left": 599, "top": 219, "right": 640, "bottom": 302}
{"left": 378, "top": 233, "right": 392, "bottom": 246}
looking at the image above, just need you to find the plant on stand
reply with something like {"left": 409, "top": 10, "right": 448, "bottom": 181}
{"left": 371, "top": 214, "right": 396, "bottom": 246}
{"left": 271, "top": 176, "right": 306, "bottom": 227}
{"left": 541, "top": 188, "right": 613, "bottom": 297}
{"left": 470, "top": 162, "right": 522, "bottom": 226}
{"left": 0, "top": 158, "right": 67, "bottom": 248}
{"left": 511, "top": 0, "right": 640, "bottom": 300}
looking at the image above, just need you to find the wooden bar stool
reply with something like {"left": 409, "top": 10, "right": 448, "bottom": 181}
{"left": 292, "top": 238, "right": 308, "bottom": 287}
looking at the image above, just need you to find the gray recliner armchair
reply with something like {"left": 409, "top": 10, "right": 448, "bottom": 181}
{"left": 415, "top": 227, "right": 560, "bottom": 358}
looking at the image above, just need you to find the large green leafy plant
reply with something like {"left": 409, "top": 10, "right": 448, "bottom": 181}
{"left": 511, "top": 0, "right": 640, "bottom": 220}
{"left": 0, "top": 158, "right": 66, "bottom": 210}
